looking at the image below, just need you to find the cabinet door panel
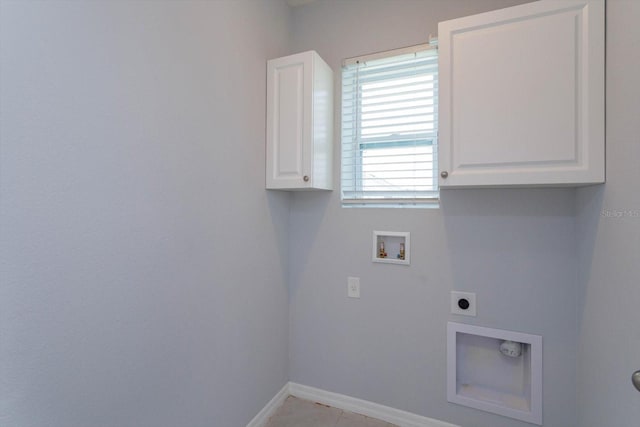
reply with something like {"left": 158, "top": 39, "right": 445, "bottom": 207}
{"left": 266, "top": 54, "right": 312, "bottom": 189}
{"left": 439, "top": 0, "right": 604, "bottom": 187}
{"left": 274, "top": 64, "right": 304, "bottom": 178}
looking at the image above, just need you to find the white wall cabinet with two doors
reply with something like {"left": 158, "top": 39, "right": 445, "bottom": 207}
{"left": 438, "top": 0, "right": 604, "bottom": 188}
{"left": 266, "top": 50, "right": 333, "bottom": 190}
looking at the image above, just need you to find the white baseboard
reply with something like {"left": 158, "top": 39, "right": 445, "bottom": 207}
{"left": 247, "top": 381, "right": 460, "bottom": 427}
{"left": 246, "top": 382, "right": 289, "bottom": 427}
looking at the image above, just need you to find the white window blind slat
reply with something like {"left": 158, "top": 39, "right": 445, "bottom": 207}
{"left": 344, "top": 87, "right": 437, "bottom": 103}
{"left": 341, "top": 45, "right": 439, "bottom": 205}
{"left": 343, "top": 67, "right": 439, "bottom": 86}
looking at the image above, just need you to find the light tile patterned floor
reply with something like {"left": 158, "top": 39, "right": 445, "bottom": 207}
{"left": 265, "top": 396, "right": 398, "bottom": 427}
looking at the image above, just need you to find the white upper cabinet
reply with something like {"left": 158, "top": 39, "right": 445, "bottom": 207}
{"left": 266, "top": 51, "right": 333, "bottom": 190}
{"left": 438, "top": 0, "right": 604, "bottom": 188}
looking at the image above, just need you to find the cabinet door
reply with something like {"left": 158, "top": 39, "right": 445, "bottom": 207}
{"left": 438, "top": 0, "right": 604, "bottom": 187}
{"left": 266, "top": 52, "right": 312, "bottom": 189}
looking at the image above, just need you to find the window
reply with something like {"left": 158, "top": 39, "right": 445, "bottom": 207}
{"left": 341, "top": 43, "right": 438, "bottom": 206}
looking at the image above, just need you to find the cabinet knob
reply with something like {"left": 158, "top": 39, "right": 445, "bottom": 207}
{"left": 633, "top": 370, "right": 640, "bottom": 392}
{"left": 303, "top": 175, "right": 310, "bottom": 182}
{"left": 440, "top": 171, "right": 449, "bottom": 179}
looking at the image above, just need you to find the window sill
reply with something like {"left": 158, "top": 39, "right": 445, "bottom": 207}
{"left": 341, "top": 198, "right": 440, "bottom": 209}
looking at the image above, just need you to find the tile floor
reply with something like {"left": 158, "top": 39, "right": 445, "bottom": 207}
{"left": 265, "top": 396, "right": 398, "bottom": 427}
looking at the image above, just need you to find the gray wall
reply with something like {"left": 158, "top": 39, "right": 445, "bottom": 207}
{"left": 0, "top": 1, "right": 291, "bottom": 426}
{"left": 576, "top": 1, "right": 640, "bottom": 426}
{"left": 288, "top": 1, "right": 579, "bottom": 427}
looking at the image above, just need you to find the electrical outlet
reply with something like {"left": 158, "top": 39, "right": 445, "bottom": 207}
{"left": 348, "top": 277, "right": 360, "bottom": 298}
{"left": 451, "top": 291, "right": 476, "bottom": 316}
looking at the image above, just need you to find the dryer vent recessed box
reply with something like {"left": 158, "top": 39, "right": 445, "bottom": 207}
{"left": 447, "top": 322, "right": 542, "bottom": 425}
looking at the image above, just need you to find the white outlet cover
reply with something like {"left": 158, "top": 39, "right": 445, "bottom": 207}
{"left": 348, "top": 277, "right": 360, "bottom": 298}
{"left": 451, "top": 291, "right": 476, "bottom": 316}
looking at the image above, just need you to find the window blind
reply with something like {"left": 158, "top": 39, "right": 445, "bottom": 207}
{"left": 341, "top": 44, "right": 438, "bottom": 206}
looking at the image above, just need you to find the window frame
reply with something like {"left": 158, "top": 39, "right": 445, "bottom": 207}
{"left": 340, "top": 42, "right": 439, "bottom": 208}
